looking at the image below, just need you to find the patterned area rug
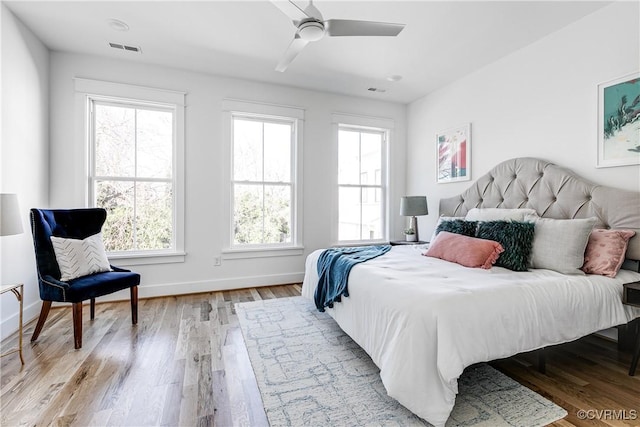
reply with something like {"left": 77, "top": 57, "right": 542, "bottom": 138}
{"left": 236, "top": 296, "right": 567, "bottom": 427}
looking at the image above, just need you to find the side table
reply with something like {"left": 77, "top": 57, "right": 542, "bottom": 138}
{"left": 390, "top": 240, "right": 428, "bottom": 246}
{"left": 622, "top": 281, "right": 640, "bottom": 376}
{"left": 1, "top": 283, "right": 24, "bottom": 365}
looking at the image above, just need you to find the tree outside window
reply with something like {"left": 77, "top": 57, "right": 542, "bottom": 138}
{"left": 232, "top": 116, "right": 296, "bottom": 247}
{"left": 90, "top": 100, "right": 175, "bottom": 252}
{"left": 338, "top": 126, "right": 387, "bottom": 241}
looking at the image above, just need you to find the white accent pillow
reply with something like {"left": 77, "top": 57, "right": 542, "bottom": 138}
{"left": 465, "top": 208, "right": 538, "bottom": 221}
{"left": 429, "top": 216, "right": 464, "bottom": 244}
{"left": 50, "top": 232, "right": 112, "bottom": 281}
{"left": 525, "top": 214, "right": 597, "bottom": 275}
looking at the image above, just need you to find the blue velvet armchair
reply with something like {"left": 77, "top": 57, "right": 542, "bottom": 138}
{"left": 30, "top": 208, "right": 140, "bottom": 349}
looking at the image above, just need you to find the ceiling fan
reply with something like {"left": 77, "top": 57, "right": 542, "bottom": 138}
{"left": 271, "top": 0, "right": 405, "bottom": 72}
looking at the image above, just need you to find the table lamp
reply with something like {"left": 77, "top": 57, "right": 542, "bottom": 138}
{"left": 400, "top": 196, "right": 428, "bottom": 241}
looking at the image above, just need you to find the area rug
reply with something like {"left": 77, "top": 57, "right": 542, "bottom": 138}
{"left": 236, "top": 296, "right": 567, "bottom": 427}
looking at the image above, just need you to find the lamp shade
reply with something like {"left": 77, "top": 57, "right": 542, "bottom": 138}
{"left": 399, "top": 196, "right": 428, "bottom": 216}
{"left": 0, "top": 193, "right": 23, "bottom": 236}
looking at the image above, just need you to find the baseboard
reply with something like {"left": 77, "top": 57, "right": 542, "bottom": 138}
{"left": 1, "top": 300, "right": 42, "bottom": 341}
{"left": 111, "top": 271, "right": 306, "bottom": 300}
{"left": 1, "top": 272, "right": 305, "bottom": 340}
{"left": 594, "top": 327, "right": 618, "bottom": 342}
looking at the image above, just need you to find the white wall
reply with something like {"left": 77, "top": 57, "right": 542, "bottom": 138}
{"left": 1, "top": 4, "right": 50, "bottom": 339}
{"left": 49, "top": 52, "right": 407, "bottom": 300}
{"left": 407, "top": 2, "right": 640, "bottom": 238}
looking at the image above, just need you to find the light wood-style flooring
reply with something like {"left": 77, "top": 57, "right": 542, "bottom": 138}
{"left": 1, "top": 284, "right": 639, "bottom": 426}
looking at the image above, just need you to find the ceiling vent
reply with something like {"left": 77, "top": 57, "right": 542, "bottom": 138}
{"left": 109, "top": 42, "right": 142, "bottom": 53}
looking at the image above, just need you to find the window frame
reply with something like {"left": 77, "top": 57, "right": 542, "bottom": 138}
{"left": 332, "top": 113, "right": 393, "bottom": 246}
{"left": 76, "top": 78, "right": 186, "bottom": 265}
{"left": 222, "top": 99, "right": 304, "bottom": 259}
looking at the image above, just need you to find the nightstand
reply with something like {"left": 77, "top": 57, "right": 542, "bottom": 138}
{"left": 390, "top": 240, "right": 428, "bottom": 246}
{"left": 622, "top": 281, "right": 640, "bottom": 376}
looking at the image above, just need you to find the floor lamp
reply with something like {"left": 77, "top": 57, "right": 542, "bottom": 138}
{"left": 1, "top": 193, "right": 25, "bottom": 364}
{"left": 1, "top": 194, "right": 24, "bottom": 237}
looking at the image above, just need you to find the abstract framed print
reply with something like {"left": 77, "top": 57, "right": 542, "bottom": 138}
{"left": 436, "top": 123, "right": 471, "bottom": 183}
{"left": 597, "top": 72, "right": 640, "bottom": 168}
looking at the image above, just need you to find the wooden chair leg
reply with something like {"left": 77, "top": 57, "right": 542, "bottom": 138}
{"left": 131, "top": 286, "right": 138, "bottom": 325}
{"left": 90, "top": 298, "right": 96, "bottom": 320}
{"left": 72, "top": 302, "right": 83, "bottom": 349}
{"left": 31, "top": 301, "right": 52, "bottom": 342}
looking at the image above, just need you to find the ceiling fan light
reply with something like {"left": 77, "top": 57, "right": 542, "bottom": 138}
{"left": 298, "top": 21, "right": 325, "bottom": 42}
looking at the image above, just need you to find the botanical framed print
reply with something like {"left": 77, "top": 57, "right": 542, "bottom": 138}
{"left": 436, "top": 123, "right": 471, "bottom": 183}
{"left": 597, "top": 72, "right": 640, "bottom": 168}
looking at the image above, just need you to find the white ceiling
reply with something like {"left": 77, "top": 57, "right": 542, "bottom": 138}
{"left": 4, "top": 0, "right": 610, "bottom": 103}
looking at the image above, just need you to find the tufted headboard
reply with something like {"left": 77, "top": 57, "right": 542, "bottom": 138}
{"left": 439, "top": 157, "right": 640, "bottom": 262}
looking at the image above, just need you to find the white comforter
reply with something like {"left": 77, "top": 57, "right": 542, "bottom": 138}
{"left": 301, "top": 245, "right": 640, "bottom": 427}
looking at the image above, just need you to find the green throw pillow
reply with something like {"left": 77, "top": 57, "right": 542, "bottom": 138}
{"left": 476, "top": 221, "right": 535, "bottom": 271}
{"left": 436, "top": 219, "right": 478, "bottom": 238}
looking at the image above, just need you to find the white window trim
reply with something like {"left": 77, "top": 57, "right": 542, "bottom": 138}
{"left": 221, "top": 99, "right": 304, "bottom": 259}
{"left": 75, "top": 78, "right": 186, "bottom": 265}
{"left": 332, "top": 113, "right": 393, "bottom": 246}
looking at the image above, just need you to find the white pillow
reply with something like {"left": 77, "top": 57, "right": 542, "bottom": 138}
{"left": 525, "top": 214, "right": 597, "bottom": 275}
{"left": 465, "top": 208, "right": 538, "bottom": 222}
{"left": 429, "top": 216, "right": 464, "bottom": 244}
{"left": 50, "top": 232, "right": 112, "bottom": 281}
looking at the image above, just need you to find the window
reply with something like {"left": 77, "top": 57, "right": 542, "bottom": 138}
{"left": 78, "top": 78, "right": 185, "bottom": 261}
{"left": 338, "top": 125, "right": 388, "bottom": 242}
{"left": 223, "top": 100, "right": 303, "bottom": 255}
{"left": 232, "top": 115, "right": 295, "bottom": 246}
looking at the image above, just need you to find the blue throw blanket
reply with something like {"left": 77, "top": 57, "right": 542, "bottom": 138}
{"left": 314, "top": 245, "right": 391, "bottom": 312}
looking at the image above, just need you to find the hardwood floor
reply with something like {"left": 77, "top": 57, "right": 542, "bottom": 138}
{"left": 1, "top": 284, "right": 638, "bottom": 426}
{"left": 492, "top": 337, "right": 640, "bottom": 427}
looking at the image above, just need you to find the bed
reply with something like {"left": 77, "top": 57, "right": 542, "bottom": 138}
{"left": 301, "top": 157, "right": 640, "bottom": 427}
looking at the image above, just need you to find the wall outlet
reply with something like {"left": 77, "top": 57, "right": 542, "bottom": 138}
{"left": 213, "top": 256, "right": 221, "bottom": 266}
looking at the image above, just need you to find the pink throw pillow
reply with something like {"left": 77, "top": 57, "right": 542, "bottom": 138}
{"left": 581, "top": 229, "right": 635, "bottom": 277}
{"left": 423, "top": 231, "right": 504, "bottom": 269}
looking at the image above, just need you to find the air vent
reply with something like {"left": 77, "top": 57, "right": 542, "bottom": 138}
{"left": 367, "top": 87, "right": 386, "bottom": 93}
{"left": 109, "top": 42, "right": 141, "bottom": 53}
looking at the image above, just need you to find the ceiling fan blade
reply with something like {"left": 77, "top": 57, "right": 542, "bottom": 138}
{"left": 275, "top": 35, "right": 309, "bottom": 72}
{"left": 270, "top": 0, "right": 309, "bottom": 24}
{"left": 325, "top": 19, "right": 405, "bottom": 37}
{"left": 304, "top": 1, "right": 324, "bottom": 21}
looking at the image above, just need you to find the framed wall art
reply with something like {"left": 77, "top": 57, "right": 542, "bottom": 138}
{"left": 436, "top": 123, "right": 471, "bottom": 183}
{"left": 597, "top": 71, "right": 640, "bottom": 168}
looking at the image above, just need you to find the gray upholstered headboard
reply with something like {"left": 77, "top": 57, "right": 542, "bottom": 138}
{"left": 439, "top": 157, "right": 640, "bottom": 262}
